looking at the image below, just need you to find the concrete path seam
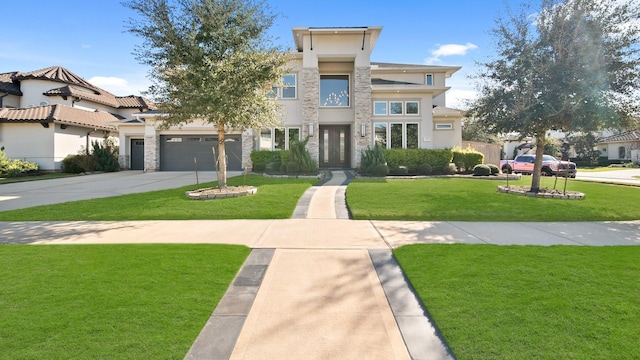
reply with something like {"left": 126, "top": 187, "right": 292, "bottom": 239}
{"left": 184, "top": 248, "right": 275, "bottom": 360}
{"left": 446, "top": 221, "right": 491, "bottom": 244}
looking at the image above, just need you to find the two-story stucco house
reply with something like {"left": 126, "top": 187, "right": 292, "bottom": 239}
{"left": 0, "top": 66, "right": 154, "bottom": 171}
{"left": 2, "top": 26, "right": 462, "bottom": 173}
{"left": 116, "top": 26, "right": 463, "bottom": 172}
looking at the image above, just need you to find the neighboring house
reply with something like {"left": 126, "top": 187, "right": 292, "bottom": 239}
{"left": 597, "top": 130, "right": 640, "bottom": 164}
{"left": 116, "top": 26, "right": 463, "bottom": 171}
{"left": 0, "top": 66, "right": 154, "bottom": 171}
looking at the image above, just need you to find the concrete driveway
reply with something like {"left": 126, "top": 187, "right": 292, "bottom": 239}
{"left": 0, "top": 171, "right": 240, "bottom": 212}
{"left": 575, "top": 168, "right": 640, "bottom": 186}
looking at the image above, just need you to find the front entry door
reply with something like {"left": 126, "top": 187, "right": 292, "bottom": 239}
{"left": 319, "top": 125, "right": 351, "bottom": 168}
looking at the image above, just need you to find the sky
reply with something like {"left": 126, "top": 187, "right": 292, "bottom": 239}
{"left": 0, "top": 0, "right": 539, "bottom": 110}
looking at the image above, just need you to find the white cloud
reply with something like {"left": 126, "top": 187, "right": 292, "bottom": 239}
{"left": 89, "top": 75, "right": 150, "bottom": 96}
{"left": 426, "top": 43, "right": 478, "bottom": 64}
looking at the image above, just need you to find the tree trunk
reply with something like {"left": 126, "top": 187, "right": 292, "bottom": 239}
{"left": 530, "top": 133, "right": 546, "bottom": 193}
{"left": 217, "top": 122, "right": 227, "bottom": 188}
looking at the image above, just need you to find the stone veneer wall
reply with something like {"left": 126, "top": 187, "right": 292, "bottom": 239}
{"left": 354, "top": 66, "right": 372, "bottom": 167}
{"left": 118, "top": 155, "right": 130, "bottom": 170}
{"left": 241, "top": 130, "right": 254, "bottom": 170}
{"left": 144, "top": 122, "right": 159, "bottom": 171}
{"left": 302, "top": 68, "right": 320, "bottom": 163}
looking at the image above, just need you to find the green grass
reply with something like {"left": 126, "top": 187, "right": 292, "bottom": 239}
{"left": 347, "top": 176, "right": 640, "bottom": 221}
{"left": 0, "top": 175, "right": 317, "bottom": 220}
{"left": 0, "top": 244, "right": 250, "bottom": 359}
{"left": 395, "top": 245, "right": 640, "bottom": 360}
{"left": 0, "top": 172, "right": 77, "bottom": 184}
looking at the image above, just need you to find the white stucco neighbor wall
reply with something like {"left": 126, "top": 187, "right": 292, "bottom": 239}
{"left": 53, "top": 125, "right": 114, "bottom": 170}
{"left": 0, "top": 123, "right": 55, "bottom": 169}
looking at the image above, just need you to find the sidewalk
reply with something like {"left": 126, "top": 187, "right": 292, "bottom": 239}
{"left": 1, "top": 170, "right": 639, "bottom": 359}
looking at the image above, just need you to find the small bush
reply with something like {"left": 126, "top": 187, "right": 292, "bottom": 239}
{"left": 289, "top": 137, "right": 317, "bottom": 173}
{"left": 0, "top": 150, "right": 39, "bottom": 177}
{"left": 62, "top": 155, "right": 88, "bottom": 174}
{"left": 286, "top": 161, "right": 300, "bottom": 174}
{"left": 441, "top": 163, "right": 457, "bottom": 175}
{"left": 266, "top": 161, "right": 281, "bottom": 174}
{"left": 487, "top": 164, "right": 500, "bottom": 175}
{"left": 360, "top": 143, "right": 387, "bottom": 175}
{"left": 452, "top": 146, "right": 484, "bottom": 173}
{"left": 92, "top": 140, "right": 119, "bottom": 172}
{"left": 390, "top": 165, "right": 409, "bottom": 175}
{"left": 253, "top": 162, "right": 266, "bottom": 172}
{"left": 473, "top": 164, "right": 492, "bottom": 176}
{"left": 417, "top": 163, "right": 433, "bottom": 175}
{"left": 373, "top": 163, "right": 390, "bottom": 177}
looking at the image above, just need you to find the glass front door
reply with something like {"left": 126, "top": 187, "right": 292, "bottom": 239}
{"left": 319, "top": 125, "right": 351, "bottom": 168}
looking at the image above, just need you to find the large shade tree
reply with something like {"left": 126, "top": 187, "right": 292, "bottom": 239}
{"left": 468, "top": 0, "right": 640, "bottom": 192}
{"left": 124, "top": 0, "right": 290, "bottom": 187}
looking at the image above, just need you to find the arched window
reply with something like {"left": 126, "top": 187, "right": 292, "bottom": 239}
{"left": 618, "top": 146, "right": 626, "bottom": 159}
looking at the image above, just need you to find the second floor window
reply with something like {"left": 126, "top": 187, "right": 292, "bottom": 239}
{"left": 269, "top": 74, "right": 297, "bottom": 99}
{"left": 320, "top": 75, "right": 349, "bottom": 107}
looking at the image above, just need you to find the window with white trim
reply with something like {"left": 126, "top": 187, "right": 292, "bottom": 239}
{"left": 389, "top": 101, "right": 403, "bottom": 115}
{"left": 405, "top": 101, "right": 419, "bottom": 115}
{"left": 375, "top": 122, "right": 419, "bottom": 149}
{"left": 425, "top": 74, "right": 433, "bottom": 86}
{"left": 268, "top": 74, "right": 297, "bottom": 99}
{"left": 260, "top": 127, "right": 301, "bottom": 150}
{"left": 435, "top": 123, "right": 453, "bottom": 130}
{"left": 374, "top": 101, "right": 387, "bottom": 115}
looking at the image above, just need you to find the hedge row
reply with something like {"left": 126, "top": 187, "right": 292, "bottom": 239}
{"left": 0, "top": 151, "right": 39, "bottom": 177}
{"left": 452, "top": 148, "right": 484, "bottom": 172}
{"left": 383, "top": 149, "right": 453, "bottom": 175}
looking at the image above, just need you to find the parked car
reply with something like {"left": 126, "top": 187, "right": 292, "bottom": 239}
{"left": 500, "top": 155, "right": 577, "bottom": 177}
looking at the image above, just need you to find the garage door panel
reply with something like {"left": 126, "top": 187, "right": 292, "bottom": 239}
{"left": 160, "top": 135, "right": 242, "bottom": 171}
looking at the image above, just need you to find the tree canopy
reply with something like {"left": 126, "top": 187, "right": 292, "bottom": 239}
{"left": 468, "top": 0, "right": 640, "bottom": 191}
{"left": 124, "top": 0, "right": 291, "bottom": 187}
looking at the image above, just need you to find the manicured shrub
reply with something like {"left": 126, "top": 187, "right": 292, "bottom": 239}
{"left": 473, "top": 164, "right": 492, "bottom": 176}
{"left": 452, "top": 146, "right": 484, "bottom": 173}
{"left": 390, "top": 165, "right": 409, "bottom": 175}
{"left": 62, "top": 155, "right": 88, "bottom": 174}
{"left": 0, "top": 150, "right": 39, "bottom": 177}
{"left": 286, "top": 161, "right": 300, "bottom": 174}
{"left": 252, "top": 162, "right": 266, "bottom": 172}
{"left": 266, "top": 161, "right": 281, "bottom": 174}
{"left": 372, "top": 163, "right": 390, "bottom": 176}
{"left": 383, "top": 148, "right": 453, "bottom": 175}
{"left": 417, "top": 163, "right": 433, "bottom": 175}
{"left": 487, "top": 164, "right": 500, "bottom": 175}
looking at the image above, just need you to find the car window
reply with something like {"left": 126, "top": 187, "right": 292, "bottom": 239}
{"left": 542, "top": 155, "right": 557, "bottom": 161}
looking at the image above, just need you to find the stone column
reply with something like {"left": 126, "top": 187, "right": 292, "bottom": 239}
{"left": 241, "top": 130, "right": 255, "bottom": 171}
{"left": 354, "top": 66, "right": 372, "bottom": 168}
{"left": 144, "top": 121, "right": 159, "bottom": 171}
{"left": 302, "top": 68, "right": 320, "bottom": 163}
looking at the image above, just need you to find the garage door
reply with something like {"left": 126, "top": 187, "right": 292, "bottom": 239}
{"left": 160, "top": 135, "right": 242, "bottom": 171}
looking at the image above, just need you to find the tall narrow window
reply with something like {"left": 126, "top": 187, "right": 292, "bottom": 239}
{"left": 323, "top": 129, "right": 330, "bottom": 163}
{"left": 374, "top": 123, "right": 387, "bottom": 148}
{"left": 425, "top": 74, "right": 433, "bottom": 86}
{"left": 288, "top": 128, "right": 300, "bottom": 144}
{"left": 260, "top": 129, "right": 272, "bottom": 150}
{"left": 274, "top": 128, "right": 285, "bottom": 150}
{"left": 407, "top": 123, "right": 419, "bottom": 149}
{"left": 390, "top": 123, "right": 403, "bottom": 148}
{"left": 320, "top": 75, "right": 349, "bottom": 107}
{"left": 282, "top": 74, "right": 296, "bottom": 99}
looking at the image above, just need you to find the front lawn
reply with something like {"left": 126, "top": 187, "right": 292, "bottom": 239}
{"left": 0, "top": 175, "right": 317, "bottom": 220}
{"left": 395, "top": 245, "right": 640, "bottom": 359}
{"left": 347, "top": 176, "right": 640, "bottom": 221}
{"left": 0, "top": 244, "right": 250, "bottom": 359}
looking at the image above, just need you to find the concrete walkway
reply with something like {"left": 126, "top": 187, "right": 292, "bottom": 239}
{"left": 1, "top": 170, "right": 639, "bottom": 359}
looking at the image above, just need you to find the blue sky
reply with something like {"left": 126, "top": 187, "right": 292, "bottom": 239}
{"left": 0, "top": 0, "right": 538, "bottom": 109}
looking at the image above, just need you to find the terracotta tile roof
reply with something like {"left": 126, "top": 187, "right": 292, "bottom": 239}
{"left": 0, "top": 71, "right": 22, "bottom": 95}
{"left": 598, "top": 130, "right": 640, "bottom": 143}
{"left": 116, "top": 95, "right": 157, "bottom": 110}
{"left": 0, "top": 104, "right": 117, "bottom": 131}
{"left": 13, "top": 66, "right": 101, "bottom": 93}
